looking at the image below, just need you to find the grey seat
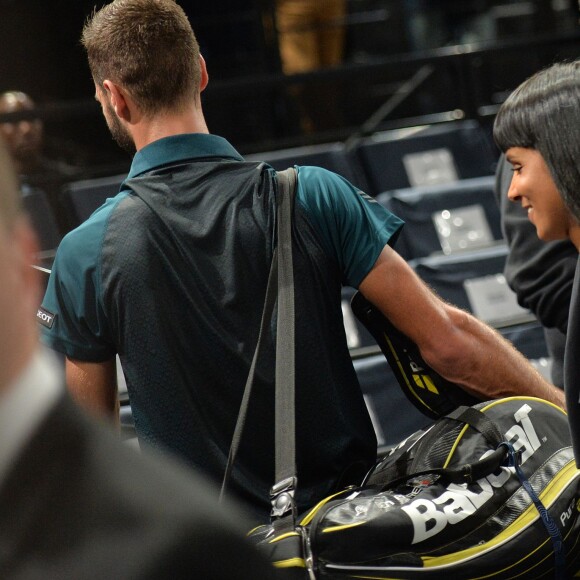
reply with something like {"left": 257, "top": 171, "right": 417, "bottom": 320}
{"left": 246, "top": 142, "right": 369, "bottom": 192}
{"left": 353, "top": 120, "right": 499, "bottom": 196}
{"left": 353, "top": 353, "right": 432, "bottom": 454}
{"left": 60, "top": 173, "right": 125, "bottom": 227}
{"left": 378, "top": 176, "right": 502, "bottom": 261}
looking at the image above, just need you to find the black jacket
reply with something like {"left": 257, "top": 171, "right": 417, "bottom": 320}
{"left": 0, "top": 393, "right": 278, "bottom": 580}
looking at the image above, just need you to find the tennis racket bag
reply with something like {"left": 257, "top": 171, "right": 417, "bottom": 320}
{"left": 350, "top": 290, "right": 482, "bottom": 418}
{"left": 250, "top": 396, "right": 580, "bottom": 579}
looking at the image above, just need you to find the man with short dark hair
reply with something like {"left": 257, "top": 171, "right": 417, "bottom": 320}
{"left": 40, "top": 0, "right": 565, "bottom": 523}
{"left": 0, "top": 136, "right": 278, "bottom": 579}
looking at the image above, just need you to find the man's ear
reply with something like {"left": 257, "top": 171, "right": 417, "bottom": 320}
{"left": 199, "top": 55, "right": 209, "bottom": 93}
{"left": 103, "top": 80, "right": 132, "bottom": 122}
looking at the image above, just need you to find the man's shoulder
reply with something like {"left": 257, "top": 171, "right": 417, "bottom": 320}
{"left": 58, "top": 192, "right": 131, "bottom": 257}
{"left": 295, "top": 164, "right": 380, "bottom": 218}
{"left": 296, "top": 165, "right": 370, "bottom": 200}
{"left": 296, "top": 164, "right": 347, "bottom": 187}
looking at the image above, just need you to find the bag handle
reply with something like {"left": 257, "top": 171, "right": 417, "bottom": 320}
{"left": 365, "top": 405, "right": 508, "bottom": 489}
{"left": 377, "top": 445, "right": 509, "bottom": 491}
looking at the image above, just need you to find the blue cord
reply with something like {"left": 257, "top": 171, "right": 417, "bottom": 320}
{"left": 499, "top": 441, "right": 566, "bottom": 579}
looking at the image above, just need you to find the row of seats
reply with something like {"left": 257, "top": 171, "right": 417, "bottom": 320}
{"left": 29, "top": 118, "right": 499, "bottom": 263}
{"left": 28, "top": 119, "right": 497, "bottom": 246}
{"left": 32, "top": 174, "right": 503, "bottom": 269}
{"left": 247, "top": 118, "right": 499, "bottom": 195}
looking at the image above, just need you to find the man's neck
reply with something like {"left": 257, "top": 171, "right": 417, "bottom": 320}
{"left": 133, "top": 108, "right": 209, "bottom": 152}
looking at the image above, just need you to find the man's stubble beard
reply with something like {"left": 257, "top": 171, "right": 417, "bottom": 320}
{"left": 106, "top": 103, "right": 136, "bottom": 156}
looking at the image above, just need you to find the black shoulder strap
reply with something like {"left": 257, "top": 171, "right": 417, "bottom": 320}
{"left": 220, "top": 169, "right": 298, "bottom": 524}
{"left": 273, "top": 167, "right": 297, "bottom": 491}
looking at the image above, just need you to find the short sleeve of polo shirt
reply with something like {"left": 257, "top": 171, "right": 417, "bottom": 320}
{"left": 38, "top": 198, "right": 121, "bottom": 362}
{"left": 294, "top": 166, "right": 404, "bottom": 287}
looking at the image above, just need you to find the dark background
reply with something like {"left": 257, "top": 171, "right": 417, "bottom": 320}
{"left": 0, "top": 0, "right": 578, "bottom": 175}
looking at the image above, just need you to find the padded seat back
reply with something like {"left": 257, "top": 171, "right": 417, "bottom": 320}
{"left": 378, "top": 176, "right": 502, "bottom": 261}
{"left": 409, "top": 244, "right": 534, "bottom": 328}
{"left": 60, "top": 173, "right": 125, "bottom": 227}
{"left": 354, "top": 120, "right": 499, "bottom": 195}
{"left": 246, "top": 142, "right": 369, "bottom": 191}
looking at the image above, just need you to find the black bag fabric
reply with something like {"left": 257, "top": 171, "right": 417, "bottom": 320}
{"left": 350, "top": 290, "right": 482, "bottom": 418}
{"left": 249, "top": 396, "right": 580, "bottom": 579}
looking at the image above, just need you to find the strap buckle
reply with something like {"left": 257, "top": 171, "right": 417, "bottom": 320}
{"left": 270, "top": 476, "right": 297, "bottom": 519}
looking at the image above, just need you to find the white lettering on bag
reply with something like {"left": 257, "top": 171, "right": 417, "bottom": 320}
{"left": 401, "top": 403, "right": 541, "bottom": 544}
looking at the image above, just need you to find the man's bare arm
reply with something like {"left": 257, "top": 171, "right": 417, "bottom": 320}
{"left": 359, "top": 246, "right": 565, "bottom": 409}
{"left": 66, "top": 357, "right": 119, "bottom": 422}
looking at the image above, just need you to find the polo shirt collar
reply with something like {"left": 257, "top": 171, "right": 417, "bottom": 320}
{"left": 126, "top": 133, "right": 244, "bottom": 179}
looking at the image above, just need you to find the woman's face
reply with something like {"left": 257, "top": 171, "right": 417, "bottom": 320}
{"left": 505, "top": 147, "right": 574, "bottom": 242}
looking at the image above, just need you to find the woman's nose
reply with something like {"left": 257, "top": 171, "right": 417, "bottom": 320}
{"left": 507, "top": 176, "right": 520, "bottom": 202}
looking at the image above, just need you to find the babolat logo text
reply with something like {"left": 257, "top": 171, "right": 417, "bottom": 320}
{"left": 401, "top": 404, "right": 541, "bottom": 544}
{"left": 36, "top": 307, "right": 55, "bottom": 329}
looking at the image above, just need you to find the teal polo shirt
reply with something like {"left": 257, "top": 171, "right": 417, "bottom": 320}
{"left": 39, "top": 133, "right": 404, "bottom": 519}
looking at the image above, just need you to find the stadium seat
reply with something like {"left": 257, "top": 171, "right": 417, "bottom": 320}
{"left": 409, "top": 244, "right": 535, "bottom": 329}
{"left": 22, "top": 186, "right": 62, "bottom": 265}
{"left": 246, "top": 141, "right": 369, "bottom": 192}
{"left": 353, "top": 353, "right": 433, "bottom": 452}
{"left": 353, "top": 120, "right": 499, "bottom": 195}
{"left": 60, "top": 173, "right": 125, "bottom": 228}
{"left": 378, "top": 175, "right": 502, "bottom": 261}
